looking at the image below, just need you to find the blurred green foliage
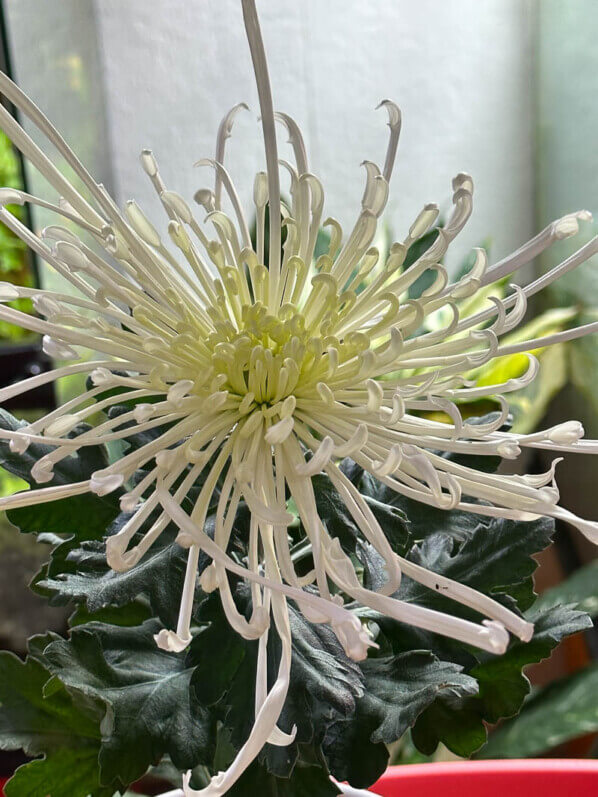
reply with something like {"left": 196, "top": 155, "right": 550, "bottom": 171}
{"left": 478, "top": 562, "right": 598, "bottom": 759}
{"left": 0, "top": 129, "right": 35, "bottom": 343}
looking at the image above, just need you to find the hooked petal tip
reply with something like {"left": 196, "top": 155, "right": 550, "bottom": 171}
{"left": 154, "top": 628, "right": 192, "bottom": 653}
{"left": 376, "top": 98, "right": 402, "bottom": 129}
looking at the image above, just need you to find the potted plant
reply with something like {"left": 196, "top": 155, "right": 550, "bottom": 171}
{"left": 0, "top": 1, "right": 597, "bottom": 794}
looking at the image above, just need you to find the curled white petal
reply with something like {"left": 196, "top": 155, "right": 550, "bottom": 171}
{"left": 294, "top": 436, "right": 335, "bottom": 476}
{"left": 133, "top": 403, "right": 156, "bottom": 423}
{"left": 265, "top": 416, "right": 294, "bottom": 444}
{"left": 167, "top": 379, "right": 195, "bottom": 408}
{"left": 42, "top": 335, "right": 78, "bottom": 360}
{"left": 90, "top": 367, "right": 115, "bottom": 387}
{"left": 90, "top": 471, "right": 124, "bottom": 496}
{"left": 9, "top": 432, "right": 32, "bottom": 454}
{"left": 547, "top": 420, "right": 584, "bottom": 446}
{"left": 31, "top": 458, "right": 54, "bottom": 484}
{"left": 154, "top": 629, "right": 193, "bottom": 652}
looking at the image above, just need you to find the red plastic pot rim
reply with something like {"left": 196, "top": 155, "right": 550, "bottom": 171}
{"left": 371, "top": 760, "right": 598, "bottom": 797}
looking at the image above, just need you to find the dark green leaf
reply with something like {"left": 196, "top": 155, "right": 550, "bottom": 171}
{"left": 7, "top": 493, "right": 119, "bottom": 541}
{"left": 323, "top": 652, "right": 476, "bottom": 788}
{"left": 370, "top": 515, "right": 554, "bottom": 673}
{"left": 0, "top": 409, "right": 120, "bottom": 539}
{"left": 43, "top": 620, "right": 216, "bottom": 789}
{"left": 0, "top": 651, "right": 102, "bottom": 756}
{"left": 5, "top": 748, "right": 113, "bottom": 797}
{"left": 26, "top": 631, "right": 64, "bottom": 664}
{"left": 361, "top": 652, "right": 477, "bottom": 744}
{"left": 400, "top": 515, "right": 554, "bottom": 616}
{"left": 473, "top": 603, "right": 592, "bottom": 723}
{"left": 40, "top": 520, "right": 200, "bottom": 628}
{"left": 348, "top": 503, "right": 584, "bottom": 759}
{"left": 312, "top": 473, "right": 411, "bottom": 557}
{"left": 190, "top": 588, "right": 364, "bottom": 779}
{"left": 321, "top": 699, "right": 389, "bottom": 789}
{"left": 412, "top": 603, "right": 591, "bottom": 757}
{"left": 0, "top": 411, "right": 107, "bottom": 485}
{"left": 0, "top": 650, "right": 113, "bottom": 797}
{"left": 411, "top": 696, "right": 487, "bottom": 757}
{"left": 189, "top": 599, "right": 247, "bottom": 709}
{"left": 480, "top": 662, "right": 598, "bottom": 759}
{"left": 69, "top": 600, "right": 153, "bottom": 628}
{"left": 226, "top": 757, "right": 341, "bottom": 797}
{"left": 341, "top": 460, "right": 485, "bottom": 544}
{"left": 276, "top": 598, "right": 364, "bottom": 773}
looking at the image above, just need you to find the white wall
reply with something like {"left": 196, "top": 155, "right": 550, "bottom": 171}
{"left": 4, "top": 0, "right": 115, "bottom": 309}
{"left": 4, "top": 0, "right": 115, "bottom": 199}
{"left": 6, "top": 0, "right": 534, "bottom": 271}
{"left": 536, "top": 0, "right": 598, "bottom": 291}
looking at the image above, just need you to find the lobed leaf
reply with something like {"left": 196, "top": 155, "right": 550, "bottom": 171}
{"left": 480, "top": 661, "right": 598, "bottom": 759}
{"left": 0, "top": 648, "right": 114, "bottom": 797}
{"left": 42, "top": 620, "right": 216, "bottom": 790}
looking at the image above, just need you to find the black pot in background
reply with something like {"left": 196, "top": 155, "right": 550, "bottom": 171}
{"left": 0, "top": 341, "right": 54, "bottom": 411}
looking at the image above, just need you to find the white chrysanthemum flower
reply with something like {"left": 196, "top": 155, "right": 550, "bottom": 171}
{"left": 0, "top": 2, "right": 597, "bottom": 793}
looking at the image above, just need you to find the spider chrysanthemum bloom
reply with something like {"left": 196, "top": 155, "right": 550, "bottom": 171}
{"left": 0, "top": 1, "right": 597, "bottom": 793}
